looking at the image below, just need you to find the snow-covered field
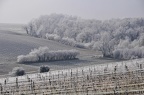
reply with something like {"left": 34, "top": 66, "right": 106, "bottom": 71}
{"left": 0, "top": 58, "right": 144, "bottom": 95}
{"left": 0, "top": 24, "right": 120, "bottom": 76}
{"left": 0, "top": 23, "right": 25, "bottom": 34}
{"left": 0, "top": 58, "right": 143, "bottom": 84}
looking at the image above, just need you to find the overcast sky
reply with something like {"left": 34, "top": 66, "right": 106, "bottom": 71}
{"left": 0, "top": 0, "right": 144, "bottom": 24}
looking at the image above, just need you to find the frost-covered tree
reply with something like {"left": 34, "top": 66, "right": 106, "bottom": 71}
{"left": 98, "top": 32, "right": 114, "bottom": 57}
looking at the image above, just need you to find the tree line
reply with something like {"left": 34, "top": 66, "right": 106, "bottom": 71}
{"left": 17, "top": 47, "right": 79, "bottom": 63}
{"left": 24, "top": 14, "right": 144, "bottom": 59}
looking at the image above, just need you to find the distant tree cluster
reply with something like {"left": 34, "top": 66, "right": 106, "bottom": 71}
{"left": 24, "top": 14, "right": 144, "bottom": 59}
{"left": 17, "top": 46, "right": 79, "bottom": 63}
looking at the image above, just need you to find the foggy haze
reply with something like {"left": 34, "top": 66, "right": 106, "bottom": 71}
{"left": 0, "top": 0, "right": 144, "bottom": 24}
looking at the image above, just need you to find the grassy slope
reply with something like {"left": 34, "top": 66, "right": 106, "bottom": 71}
{"left": 0, "top": 24, "right": 120, "bottom": 75}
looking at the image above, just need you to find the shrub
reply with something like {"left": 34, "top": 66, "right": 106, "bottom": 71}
{"left": 39, "top": 65, "right": 50, "bottom": 73}
{"left": 11, "top": 67, "right": 25, "bottom": 76}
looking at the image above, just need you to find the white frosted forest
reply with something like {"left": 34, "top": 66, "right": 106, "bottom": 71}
{"left": 24, "top": 14, "right": 144, "bottom": 59}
